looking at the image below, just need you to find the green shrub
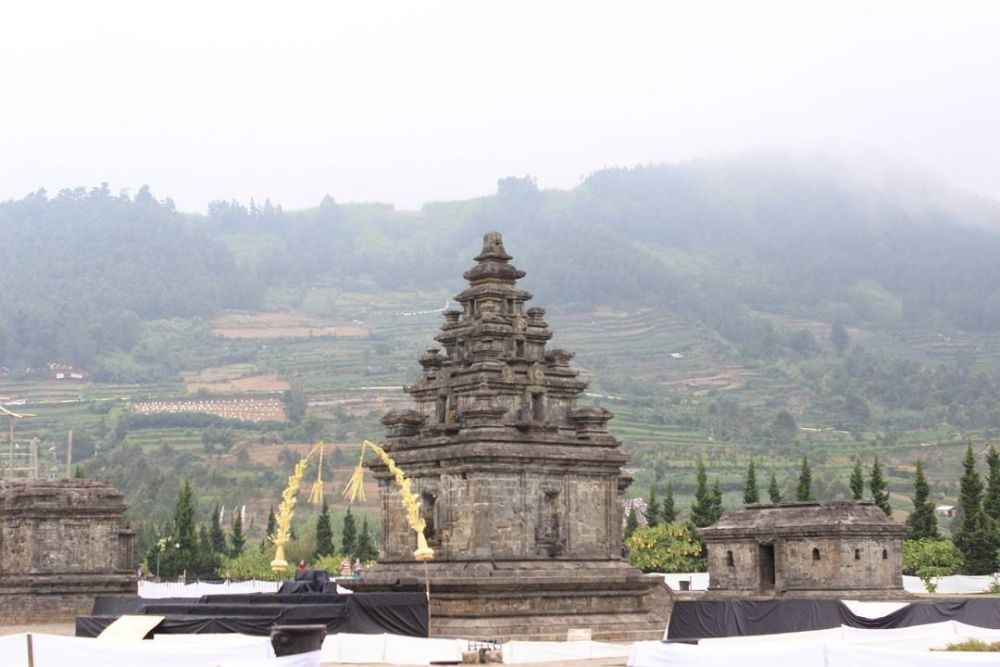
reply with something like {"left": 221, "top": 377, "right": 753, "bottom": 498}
{"left": 626, "top": 522, "right": 705, "bottom": 573}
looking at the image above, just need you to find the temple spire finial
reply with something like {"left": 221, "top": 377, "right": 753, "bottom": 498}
{"left": 475, "top": 231, "right": 512, "bottom": 262}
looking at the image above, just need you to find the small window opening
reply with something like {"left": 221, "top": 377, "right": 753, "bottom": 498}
{"left": 812, "top": 547, "right": 821, "bottom": 561}
{"left": 436, "top": 396, "right": 447, "bottom": 423}
{"left": 516, "top": 339, "right": 525, "bottom": 357}
{"left": 882, "top": 548, "right": 888, "bottom": 560}
{"left": 854, "top": 548, "right": 861, "bottom": 560}
{"left": 725, "top": 551, "right": 734, "bottom": 567}
{"left": 421, "top": 492, "right": 439, "bottom": 545}
{"left": 532, "top": 393, "right": 544, "bottom": 421}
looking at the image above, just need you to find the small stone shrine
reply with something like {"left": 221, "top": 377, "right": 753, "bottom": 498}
{"left": 352, "top": 232, "right": 668, "bottom": 640}
{"left": 0, "top": 479, "right": 137, "bottom": 623}
{"left": 698, "top": 501, "right": 907, "bottom": 598}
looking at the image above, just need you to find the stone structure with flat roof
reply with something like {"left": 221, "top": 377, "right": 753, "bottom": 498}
{"left": 351, "top": 232, "right": 669, "bottom": 640}
{"left": 699, "top": 501, "right": 907, "bottom": 598}
{"left": 0, "top": 478, "right": 137, "bottom": 623}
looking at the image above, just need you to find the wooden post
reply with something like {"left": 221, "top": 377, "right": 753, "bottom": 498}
{"left": 66, "top": 430, "right": 73, "bottom": 478}
{"left": 26, "top": 633, "right": 34, "bottom": 667}
{"left": 423, "top": 560, "right": 432, "bottom": 637}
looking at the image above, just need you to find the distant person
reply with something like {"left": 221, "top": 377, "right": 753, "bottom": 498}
{"left": 136, "top": 565, "right": 145, "bottom": 580}
{"left": 340, "top": 557, "right": 352, "bottom": 578}
{"left": 298, "top": 560, "right": 307, "bottom": 574}
{"left": 353, "top": 559, "right": 362, "bottom": 578}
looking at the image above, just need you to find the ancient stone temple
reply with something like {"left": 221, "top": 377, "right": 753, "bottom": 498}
{"left": 353, "top": 232, "right": 668, "bottom": 640}
{"left": 699, "top": 501, "right": 907, "bottom": 598}
{"left": 0, "top": 479, "right": 137, "bottom": 623}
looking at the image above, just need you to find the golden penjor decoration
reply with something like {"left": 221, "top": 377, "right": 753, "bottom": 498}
{"left": 270, "top": 442, "right": 325, "bottom": 572}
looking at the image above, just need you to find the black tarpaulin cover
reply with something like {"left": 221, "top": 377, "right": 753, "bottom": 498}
{"left": 667, "top": 598, "right": 1000, "bottom": 641}
{"left": 79, "top": 591, "right": 427, "bottom": 638}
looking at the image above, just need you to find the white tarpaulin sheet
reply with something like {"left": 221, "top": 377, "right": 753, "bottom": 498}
{"left": 903, "top": 574, "right": 1000, "bottom": 595}
{"left": 503, "top": 639, "right": 633, "bottom": 663}
{"left": 138, "top": 579, "right": 282, "bottom": 598}
{"left": 630, "top": 621, "right": 1000, "bottom": 667}
{"left": 839, "top": 600, "right": 910, "bottom": 619}
{"left": 0, "top": 632, "right": 280, "bottom": 667}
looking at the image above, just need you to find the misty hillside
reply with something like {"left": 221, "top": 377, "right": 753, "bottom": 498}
{"left": 3, "top": 157, "right": 999, "bottom": 369}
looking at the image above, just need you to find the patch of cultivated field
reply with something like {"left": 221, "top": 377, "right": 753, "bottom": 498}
{"left": 130, "top": 397, "right": 286, "bottom": 422}
{"left": 211, "top": 311, "right": 369, "bottom": 339}
{"left": 182, "top": 363, "right": 290, "bottom": 393}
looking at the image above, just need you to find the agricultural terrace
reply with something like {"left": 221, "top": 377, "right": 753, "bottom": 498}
{"left": 130, "top": 398, "right": 286, "bottom": 422}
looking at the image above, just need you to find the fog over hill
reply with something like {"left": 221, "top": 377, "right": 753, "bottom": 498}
{"left": 2, "top": 155, "right": 1000, "bottom": 368}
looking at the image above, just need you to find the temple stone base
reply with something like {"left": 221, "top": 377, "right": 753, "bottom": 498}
{"left": 351, "top": 560, "right": 671, "bottom": 641}
{"left": 0, "top": 479, "right": 137, "bottom": 624}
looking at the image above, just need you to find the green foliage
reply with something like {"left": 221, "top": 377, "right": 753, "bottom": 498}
{"left": 315, "top": 497, "right": 335, "bottom": 558}
{"left": 230, "top": 510, "right": 246, "bottom": 557}
{"left": 830, "top": 322, "right": 849, "bottom": 355}
{"left": 262, "top": 507, "right": 277, "bottom": 551}
{"left": 219, "top": 549, "right": 285, "bottom": 580}
{"left": 356, "top": 516, "right": 378, "bottom": 561}
{"left": 158, "top": 480, "right": 206, "bottom": 579}
{"left": 660, "top": 483, "right": 676, "bottom": 523}
{"left": 743, "top": 459, "right": 759, "bottom": 504}
{"left": 906, "top": 460, "right": 939, "bottom": 540}
{"left": 902, "top": 539, "right": 963, "bottom": 593}
{"left": 954, "top": 445, "right": 1000, "bottom": 575}
{"left": 941, "top": 639, "right": 1000, "bottom": 652}
{"left": 710, "top": 479, "right": 724, "bottom": 523}
{"left": 341, "top": 507, "right": 357, "bottom": 558}
{"left": 626, "top": 523, "right": 705, "bottom": 573}
{"left": 770, "top": 410, "right": 797, "bottom": 442}
{"left": 869, "top": 456, "right": 891, "bottom": 515}
{"left": 690, "top": 458, "right": 716, "bottom": 528}
{"left": 796, "top": 457, "right": 815, "bottom": 501}
{"left": 312, "top": 553, "right": 347, "bottom": 575}
{"left": 209, "top": 504, "right": 227, "bottom": 555}
{"left": 624, "top": 505, "right": 639, "bottom": 540}
{"left": 646, "top": 486, "right": 660, "bottom": 528}
{"left": 849, "top": 460, "right": 865, "bottom": 501}
{"left": 768, "top": 472, "right": 782, "bottom": 503}
{"left": 984, "top": 445, "right": 1000, "bottom": 523}
{"left": 73, "top": 464, "right": 85, "bottom": 479}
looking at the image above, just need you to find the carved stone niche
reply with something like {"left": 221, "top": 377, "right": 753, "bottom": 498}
{"left": 571, "top": 406, "right": 614, "bottom": 439}
{"left": 535, "top": 486, "right": 565, "bottom": 557}
{"left": 381, "top": 409, "right": 425, "bottom": 438}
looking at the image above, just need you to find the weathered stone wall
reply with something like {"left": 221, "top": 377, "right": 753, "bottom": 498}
{"left": 0, "top": 479, "right": 136, "bottom": 623}
{"left": 706, "top": 539, "right": 760, "bottom": 591}
{"left": 778, "top": 536, "right": 900, "bottom": 592}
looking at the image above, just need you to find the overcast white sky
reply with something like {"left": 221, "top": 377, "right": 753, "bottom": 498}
{"left": 2, "top": 1, "right": 999, "bottom": 212}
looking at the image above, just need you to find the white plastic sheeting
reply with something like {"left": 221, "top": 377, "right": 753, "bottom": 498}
{"left": 315, "top": 632, "right": 634, "bottom": 665}
{"left": 839, "top": 600, "right": 910, "bottom": 618}
{"left": 138, "top": 579, "right": 282, "bottom": 598}
{"left": 653, "top": 572, "right": 1000, "bottom": 596}
{"left": 903, "top": 575, "right": 1000, "bottom": 595}
{"left": 629, "top": 621, "right": 1000, "bottom": 667}
{"left": 0, "top": 632, "right": 319, "bottom": 667}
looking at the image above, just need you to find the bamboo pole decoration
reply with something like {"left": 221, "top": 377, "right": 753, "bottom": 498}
{"left": 270, "top": 442, "right": 324, "bottom": 573}
{"left": 308, "top": 443, "right": 324, "bottom": 505}
{"left": 343, "top": 440, "right": 434, "bottom": 562}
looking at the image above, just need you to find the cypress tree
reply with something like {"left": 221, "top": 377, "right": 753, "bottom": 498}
{"left": 710, "top": 478, "right": 724, "bottom": 523}
{"left": 624, "top": 505, "right": 639, "bottom": 540}
{"left": 356, "top": 516, "right": 378, "bottom": 561}
{"left": 870, "top": 456, "right": 891, "bottom": 515}
{"left": 341, "top": 507, "right": 357, "bottom": 558}
{"left": 646, "top": 486, "right": 660, "bottom": 528}
{"left": 743, "top": 459, "right": 760, "bottom": 504}
{"left": 796, "top": 456, "right": 815, "bottom": 501}
{"left": 984, "top": 445, "right": 1000, "bottom": 522}
{"left": 953, "top": 445, "right": 1000, "bottom": 575}
{"left": 315, "top": 496, "right": 335, "bottom": 558}
{"left": 230, "top": 509, "right": 246, "bottom": 557}
{"left": 690, "top": 458, "right": 715, "bottom": 528}
{"left": 661, "top": 482, "right": 676, "bottom": 523}
{"left": 261, "top": 506, "right": 277, "bottom": 551}
{"left": 209, "top": 504, "right": 226, "bottom": 555}
{"left": 906, "top": 460, "right": 939, "bottom": 540}
{"left": 768, "top": 472, "right": 782, "bottom": 503}
{"left": 160, "top": 480, "right": 199, "bottom": 579}
{"left": 849, "top": 460, "right": 865, "bottom": 500}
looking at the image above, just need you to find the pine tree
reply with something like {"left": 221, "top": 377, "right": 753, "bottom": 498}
{"left": 984, "top": 445, "right": 1000, "bottom": 522}
{"left": 315, "top": 496, "right": 335, "bottom": 558}
{"left": 646, "top": 486, "right": 660, "bottom": 528}
{"left": 953, "top": 445, "right": 1000, "bottom": 574}
{"left": 661, "top": 482, "right": 676, "bottom": 523}
{"left": 356, "top": 516, "right": 378, "bottom": 561}
{"left": 341, "top": 507, "right": 357, "bottom": 558}
{"left": 160, "top": 480, "right": 199, "bottom": 579}
{"left": 209, "top": 504, "right": 226, "bottom": 555}
{"left": 743, "top": 459, "right": 760, "bottom": 504}
{"left": 690, "top": 458, "right": 716, "bottom": 528}
{"left": 624, "top": 505, "right": 639, "bottom": 540}
{"left": 710, "top": 479, "right": 724, "bottom": 523}
{"left": 849, "top": 459, "right": 865, "bottom": 500}
{"left": 906, "top": 460, "right": 939, "bottom": 540}
{"left": 768, "top": 472, "right": 782, "bottom": 503}
{"left": 796, "top": 456, "right": 815, "bottom": 501}
{"left": 870, "top": 456, "right": 891, "bottom": 515}
{"left": 230, "top": 509, "right": 246, "bottom": 557}
{"left": 261, "top": 506, "right": 277, "bottom": 551}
